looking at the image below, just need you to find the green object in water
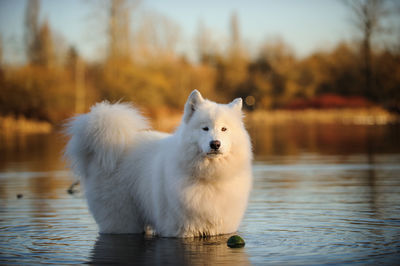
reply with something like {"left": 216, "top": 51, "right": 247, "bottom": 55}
{"left": 227, "top": 235, "right": 245, "bottom": 248}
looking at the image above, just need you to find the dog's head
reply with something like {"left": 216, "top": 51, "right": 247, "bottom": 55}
{"left": 181, "top": 90, "right": 245, "bottom": 159}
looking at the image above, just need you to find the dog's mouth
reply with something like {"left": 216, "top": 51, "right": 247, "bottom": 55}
{"left": 206, "top": 150, "right": 222, "bottom": 156}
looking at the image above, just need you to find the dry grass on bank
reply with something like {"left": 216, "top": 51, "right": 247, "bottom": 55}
{"left": 0, "top": 107, "right": 398, "bottom": 134}
{"left": 246, "top": 108, "right": 399, "bottom": 126}
{"left": 150, "top": 107, "right": 399, "bottom": 133}
{"left": 0, "top": 116, "right": 53, "bottom": 134}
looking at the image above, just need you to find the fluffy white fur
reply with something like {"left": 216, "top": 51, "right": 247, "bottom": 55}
{"left": 65, "top": 90, "right": 252, "bottom": 237}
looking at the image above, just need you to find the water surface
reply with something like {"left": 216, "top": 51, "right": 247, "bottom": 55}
{"left": 1, "top": 123, "right": 400, "bottom": 265}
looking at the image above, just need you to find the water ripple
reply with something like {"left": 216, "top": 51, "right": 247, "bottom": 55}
{"left": 1, "top": 155, "right": 400, "bottom": 264}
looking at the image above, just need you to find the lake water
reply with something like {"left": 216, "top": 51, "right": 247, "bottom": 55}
{"left": 1, "top": 122, "right": 400, "bottom": 265}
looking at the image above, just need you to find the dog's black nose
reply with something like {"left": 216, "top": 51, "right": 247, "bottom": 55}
{"left": 209, "top": 140, "right": 221, "bottom": 150}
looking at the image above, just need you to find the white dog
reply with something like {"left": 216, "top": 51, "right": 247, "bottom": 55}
{"left": 65, "top": 90, "right": 252, "bottom": 237}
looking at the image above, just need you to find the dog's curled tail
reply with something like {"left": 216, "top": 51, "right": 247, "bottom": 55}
{"left": 64, "top": 101, "right": 149, "bottom": 179}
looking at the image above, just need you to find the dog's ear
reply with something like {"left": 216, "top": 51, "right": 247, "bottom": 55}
{"left": 183, "top": 90, "right": 204, "bottom": 123}
{"left": 229, "top": 98, "right": 242, "bottom": 113}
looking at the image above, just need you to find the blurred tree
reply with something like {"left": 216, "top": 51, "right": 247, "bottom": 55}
{"left": 0, "top": 35, "right": 3, "bottom": 87}
{"left": 2, "top": 0, "right": 400, "bottom": 126}
{"left": 342, "top": 0, "right": 389, "bottom": 99}
{"left": 24, "top": 0, "right": 40, "bottom": 65}
{"left": 246, "top": 38, "right": 296, "bottom": 108}
{"left": 196, "top": 20, "right": 218, "bottom": 65}
{"left": 229, "top": 12, "right": 241, "bottom": 57}
{"left": 0, "top": 35, "right": 3, "bottom": 68}
{"left": 107, "top": 0, "right": 135, "bottom": 63}
{"left": 23, "top": 0, "right": 55, "bottom": 68}
{"left": 215, "top": 12, "right": 248, "bottom": 100}
{"left": 36, "top": 20, "right": 55, "bottom": 68}
{"left": 316, "top": 43, "right": 361, "bottom": 96}
{"left": 66, "top": 46, "right": 86, "bottom": 113}
{"left": 133, "top": 11, "right": 181, "bottom": 62}
{"left": 0, "top": 66, "right": 75, "bottom": 122}
{"left": 374, "top": 49, "right": 400, "bottom": 106}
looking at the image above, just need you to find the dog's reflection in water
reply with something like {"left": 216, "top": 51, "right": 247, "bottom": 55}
{"left": 90, "top": 234, "right": 250, "bottom": 265}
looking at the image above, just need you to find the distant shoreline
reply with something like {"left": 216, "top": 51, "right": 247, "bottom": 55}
{"left": 152, "top": 107, "right": 400, "bottom": 132}
{"left": 0, "top": 116, "right": 52, "bottom": 134}
{"left": 246, "top": 107, "right": 399, "bottom": 126}
{"left": 1, "top": 108, "right": 398, "bottom": 134}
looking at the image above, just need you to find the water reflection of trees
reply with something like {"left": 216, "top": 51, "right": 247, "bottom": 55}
{"left": 249, "top": 123, "right": 400, "bottom": 158}
{"left": 0, "top": 132, "right": 66, "bottom": 172}
{"left": 1, "top": 123, "right": 399, "bottom": 172}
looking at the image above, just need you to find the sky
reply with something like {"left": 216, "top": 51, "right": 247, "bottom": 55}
{"left": 0, "top": 0, "right": 353, "bottom": 64}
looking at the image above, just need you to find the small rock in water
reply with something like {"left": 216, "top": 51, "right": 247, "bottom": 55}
{"left": 17, "top": 194, "right": 23, "bottom": 199}
{"left": 227, "top": 235, "right": 245, "bottom": 248}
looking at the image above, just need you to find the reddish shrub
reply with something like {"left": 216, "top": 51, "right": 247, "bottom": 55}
{"left": 285, "top": 94, "right": 373, "bottom": 109}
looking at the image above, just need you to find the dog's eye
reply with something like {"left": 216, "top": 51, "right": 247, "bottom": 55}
{"left": 221, "top": 127, "right": 227, "bottom": 132}
{"left": 202, "top": 127, "right": 209, "bottom": 131}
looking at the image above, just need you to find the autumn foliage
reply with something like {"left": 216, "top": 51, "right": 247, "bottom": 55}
{"left": 0, "top": 0, "right": 399, "bottom": 124}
